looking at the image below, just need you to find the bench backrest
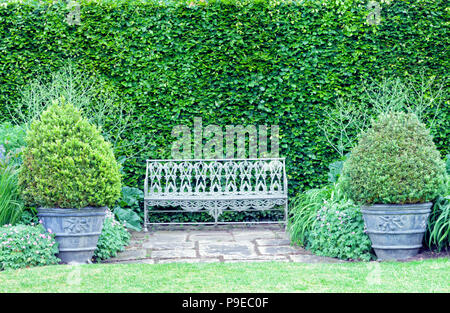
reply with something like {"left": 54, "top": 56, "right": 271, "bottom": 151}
{"left": 144, "top": 158, "right": 287, "bottom": 197}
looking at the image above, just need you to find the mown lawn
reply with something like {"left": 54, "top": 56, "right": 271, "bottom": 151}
{"left": 0, "top": 258, "right": 448, "bottom": 293}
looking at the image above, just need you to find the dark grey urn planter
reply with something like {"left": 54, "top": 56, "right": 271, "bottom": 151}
{"left": 37, "top": 207, "right": 106, "bottom": 264}
{"left": 361, "top": 203, "right": 432, "bottom": 261}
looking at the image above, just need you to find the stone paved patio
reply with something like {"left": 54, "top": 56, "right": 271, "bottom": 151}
{"left": 102, "top": 225, "right": 344, "bottom": 264}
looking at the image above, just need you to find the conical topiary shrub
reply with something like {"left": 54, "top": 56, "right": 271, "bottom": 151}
{"left": 19, "top": 99, "right": 121, "bottom": 208}
{"left": 341, "top": 111, "right": 447, "bottom": 260}
{"left": 19, "top": 98, "right": 121, "bottom": 263}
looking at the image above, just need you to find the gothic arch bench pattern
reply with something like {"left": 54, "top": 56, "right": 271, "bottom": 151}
{"left": 143, "top": 158, "right": 288, "bottom": 230}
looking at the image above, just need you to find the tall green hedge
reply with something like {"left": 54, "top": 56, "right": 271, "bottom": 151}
{"left": 0, "top": 0, "right": 448, "bottom": 194}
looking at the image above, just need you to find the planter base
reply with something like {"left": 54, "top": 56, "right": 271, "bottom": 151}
{"left": 372, "top": 247, "right": 421, "bottom": 261}
{"left": 37, "top": 207, "right": 106, "bottom": 264}
{"left": 361, "top": 203, "right": 432, "bottom": 261}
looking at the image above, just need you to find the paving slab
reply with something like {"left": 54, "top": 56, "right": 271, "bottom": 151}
{"left": 199, "top": 242, "right": 257, "bottom": 259}
{"left": 105, "top": 249, "right": 147, "bottom": 262}
{"left": 142, "top": 241, "right": 195, "bottom": 250}
{"left": 274, "top": 231, "right": 290, "bottom": 240}
{"left": 157, "top": 258, "right": 221, "bottom": 264}
{"left": 150, "top": 249, "right": 197, "bottom": 259}
{"left": 105, "top": 258, "right": 155, "bottom": 264}
{"left": 232, "top": 230, "right": 278, "bottom": 240}
{"left": 149, "top": 231, "right": 188, "bottom": 242}
{"left": 189, "top": 232, "right": 234, "bottom": 242}
{"left": 258, "top": 245, "right": 304, "bottom": 255}
{"left": 102, "top": 226, "right": 345, "bottom": 264}
{"left": 255, "top": 239, "right": 291, "bottom": 246}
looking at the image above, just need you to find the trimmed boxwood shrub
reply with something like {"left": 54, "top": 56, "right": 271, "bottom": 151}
{"left": 341, "top": 112, "right": 447, "bottom": 204}
{"left": 18, "top": 99, "right": 121, "bottom": 208}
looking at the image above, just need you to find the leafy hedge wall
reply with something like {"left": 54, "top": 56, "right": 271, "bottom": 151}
{"left": 0, "top": 0, "right": 448, "bottom": 195}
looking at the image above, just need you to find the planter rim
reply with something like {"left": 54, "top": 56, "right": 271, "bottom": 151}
{"left": 37, "top": 207, "right": 107, "bottom": 217}
{"left": 361, "top": 202, "right": 432, "bottom": 209}
{"left": 37, "top": 206, "right": 107, "bottom": 211}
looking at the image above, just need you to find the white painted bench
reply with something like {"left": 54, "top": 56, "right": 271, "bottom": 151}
{"left": 143, "top": 158, "right": 288, "bottom": 230}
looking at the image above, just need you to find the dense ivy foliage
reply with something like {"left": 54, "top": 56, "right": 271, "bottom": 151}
{"left": 0, "top": 0, "right": 448, "bottom": 195}
{"left": 341, "top": 112, "right": 447, "bottom": 204}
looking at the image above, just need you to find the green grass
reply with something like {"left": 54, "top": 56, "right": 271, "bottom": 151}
{"left": 0, "top": 258, "right": 448, "bottom": 292}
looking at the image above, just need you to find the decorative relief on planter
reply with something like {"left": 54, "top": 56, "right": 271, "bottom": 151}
{"left": 377, "top": 216, "right": 405, "bottom": 231}
{"left": 413, "top": 214, "right": 428, "bottom": 230}
{"left": 63, "top": 217, "right": 89, "bottom": 234}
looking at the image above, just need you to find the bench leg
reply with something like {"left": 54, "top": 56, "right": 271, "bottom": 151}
{"left": 144, "top": 201, "right": 148, "bottom": 232}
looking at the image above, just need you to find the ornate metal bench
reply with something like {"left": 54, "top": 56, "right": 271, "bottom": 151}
{"left": 143, "top": 158, "right": 288, "bottom": 230}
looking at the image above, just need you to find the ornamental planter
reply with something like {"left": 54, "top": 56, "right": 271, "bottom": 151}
{"left": 361, "top": 203, "right": 432, "bottom": 260}
{"left": 37, "top": 207, "right": 106, "bottom": 264}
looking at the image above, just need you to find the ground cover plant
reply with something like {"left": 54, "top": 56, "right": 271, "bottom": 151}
{"left": 113, "top": 186, "right": 143, "bottom": 232}
{"left": 94, "top": 209, "right": 131, "bottom": 261}
{"left": 288, "top": 186, "right": 331, "bottom": 247}
{"left": 0, "top": 223, "right": 59, "bottom": 270}
{"left": 307, "top": 198, "right": 372, "bottom": 261}
{"left": 288, "top": 180, "right": 374, "bottom": 261}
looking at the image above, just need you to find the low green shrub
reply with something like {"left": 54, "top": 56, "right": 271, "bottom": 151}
{"left": 341, "top": 112, "right": 447, "bottom": 204}
{"left": 113, "top": 186, "right": 143, "bottom": 232}
{"left": 0, "top": 223, "right": 59, "bottom": 270}
{"left": 16, "top": 207, "right": 39, "bottom": 226}
{"left": 19, "top": 99, "right": 122, "bottom": 208}
{"left": 94, "top": 209, "right": 131, "bottom": 261}
{"left": 307, "top": 199, "right": 373, "bottom": 261}
{"left": 0, "top": 166, "right": 23, "bottom": 226}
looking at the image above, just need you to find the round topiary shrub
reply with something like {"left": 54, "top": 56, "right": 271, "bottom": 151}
{"left": 19, "top": 99, "right": 121, "bottom": 208}
{"left": 341, "top": 111, "right": 446, "bottom": 204}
